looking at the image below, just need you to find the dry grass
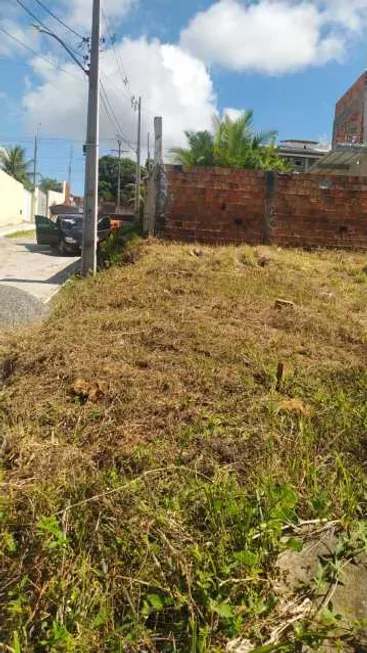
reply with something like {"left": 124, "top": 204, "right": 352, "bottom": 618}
{"left": 1, "top": 239, "right": 367, "bottom": 651}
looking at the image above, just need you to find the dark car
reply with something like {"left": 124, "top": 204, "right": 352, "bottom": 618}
{"left": 35, "top": 214, "right": 111, "bottom": 255}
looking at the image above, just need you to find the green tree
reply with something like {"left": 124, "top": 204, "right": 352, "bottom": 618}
{"left": 39, "top": 177, "right": 63, "bottom": 193}
{"left": 212, "top": 110, "right": 276, "bottom": 168}
{"left": 98, "top": 156, "right": 143, "bottom": 203}
{"left": 171, "top": 112, "right": 290, "bottom": 172}
{"left": 0, "top": 145, "right": 33, "bottom": 188}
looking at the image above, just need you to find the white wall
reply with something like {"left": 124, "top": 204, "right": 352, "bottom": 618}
{"left": 47, "top": 188, "right": 66, "bottom": 216}
{"left": 23, "top": 189, "right": 32, "bottom": 222}
{"left": 0, "top": 170, "right": 26, "bottom": 226}
{"left": 35, "top": 187, "right": 47, "bottom": 216}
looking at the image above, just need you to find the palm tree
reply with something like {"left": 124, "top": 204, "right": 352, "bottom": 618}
{"left": 171, "top": 130, "right": 215, "bottom": 166}
{"left": 0, "top": 145, "right": 33, "bottom": 188}
{"left": 170, "top": 112, "right": 289, "bottom": 172}
{"left": 39, "top": 177, "right": 63, "bottom": 193}
{"left": 212, "top": 111, "right": 277, "bottom": 168}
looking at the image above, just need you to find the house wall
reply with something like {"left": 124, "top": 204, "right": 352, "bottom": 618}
{"left": 23, "top": 188, "right": 32, "bottom": 222}
{"left": 0, "top": 170, "right": 26, "bottom": 226}
{"left": 47, "top": 188, "right": 66, "bottom": 215}
{"left": 332, "top": 72, "right": 367, "bottom": 146}
{"left": 164, "top": 166, "right": 367, "bottom": 250}
{"left": 34, "top": 187, "right": 48, "bottom": 217}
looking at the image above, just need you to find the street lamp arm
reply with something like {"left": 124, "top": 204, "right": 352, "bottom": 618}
{"left": 33, "top": 25, "right": 88, "bottom": 75}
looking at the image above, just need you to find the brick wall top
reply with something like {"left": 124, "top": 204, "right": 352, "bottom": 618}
{"left": 335, "top": 72, "right": 367, "bottom": 115}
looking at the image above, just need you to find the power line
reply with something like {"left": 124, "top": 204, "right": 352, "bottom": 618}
{"left": 99, "top": 91, "right": 135, "bottom": 153}
{"left": 100, "top": 79, "right": 136, "bottom": 151}
{"left": 0, "top": 24, "right": 82, "bottom": 78}
{"left": 101, "top": 8, "right": 129, "bottom": 93}
{"left": 15, "top": 0, "right": 49, "bottom": 31}
{"left": 31, "top": 0, "right": 84, "bottom": 40}
{"left": 15, "top": 0, "right": 85, "bottom": 64}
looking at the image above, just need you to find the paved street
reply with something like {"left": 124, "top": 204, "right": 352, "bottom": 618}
{"left": 0, "top": 234, "right": 80, "bottom": 303}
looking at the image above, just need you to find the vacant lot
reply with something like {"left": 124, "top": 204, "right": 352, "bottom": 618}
{"left": 1, "top": 240, "right": 366, "bottom": 652}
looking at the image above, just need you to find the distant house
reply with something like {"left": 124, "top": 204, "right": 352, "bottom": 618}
{"left": 278, "top": 139, "right": 329, "bottom": 172}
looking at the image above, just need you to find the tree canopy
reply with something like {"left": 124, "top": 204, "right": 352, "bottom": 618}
{"left": 39, "top": 177, "right": 63, "bottom": 193}
{"left": 98, "top": 156, "right": 144, "bottom": 203}
{"left": 0, "top": 145, "right": 33, "bottom": 188}
{"left": 171, "top": 111, "right": 290, "bottom": 172}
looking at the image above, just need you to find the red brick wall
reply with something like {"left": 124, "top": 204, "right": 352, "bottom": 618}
{"left": 165, "top": 167, "right": 266, "bottom": 244}
{"left": 272, "top": 175, "right": 367, "bottom": 249}
{"left": 164, "top": 166, "right": 367, "bottom": 250}
{"left": 333, "top": 72, "right": 367, "bottom": 146}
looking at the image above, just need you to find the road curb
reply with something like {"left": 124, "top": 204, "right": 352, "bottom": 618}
{"left": 43, "top": 261, "right": 80, "bottom": 305}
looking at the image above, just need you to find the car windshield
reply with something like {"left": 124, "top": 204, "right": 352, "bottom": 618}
{"left": 60, "top": 216, "right": 83, "bottom": 229}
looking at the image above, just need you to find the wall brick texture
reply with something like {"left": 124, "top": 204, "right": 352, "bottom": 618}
{"left": 164, "top": 166, "right": 367, "bottom": 250}
{"left": 332, "top": 72, "right": 367, "bottom": 146}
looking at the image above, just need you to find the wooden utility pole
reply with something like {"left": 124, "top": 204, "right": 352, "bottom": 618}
{"left": 81, "top": 0, "right": 101, "bottom": 277}
{"left": 134, "top": 96, "right": 142, "bottom": 221}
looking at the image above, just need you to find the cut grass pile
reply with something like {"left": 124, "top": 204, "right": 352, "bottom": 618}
{"left": 1, "top": 240, "right": 367, "bottom": 651}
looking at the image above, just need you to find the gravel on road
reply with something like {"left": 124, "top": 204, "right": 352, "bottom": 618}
{"left": 0, "top": 285, "right": 47, "bottom": 328}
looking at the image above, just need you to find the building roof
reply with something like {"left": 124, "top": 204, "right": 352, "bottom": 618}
{"left": 309, "top": 144, "right": 367, "bottom": 172}
{"left": 280, "top": 139, "right": 319, "bottom": 145}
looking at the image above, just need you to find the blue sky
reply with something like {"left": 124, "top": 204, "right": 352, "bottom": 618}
{"left": 0, "top": 0, "right": 366, "bottom": 194}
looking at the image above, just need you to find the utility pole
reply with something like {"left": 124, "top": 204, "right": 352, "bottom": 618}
{"left": 81, "top": 0, "right": 101, "bottom": 277}
{"left": 32, "top": 133, "right": 38, "bottom": 190}
{"left": 116, "top": 138, "right": 122, "bottom": 212}
{"left": 147, "top": 132, "right": 151, "bottom": 172}
{"left": 68, "top": 145, "right": 73, "bottom": 187}
{"left": 111, "top": 139, "right": 128, "bottom": 213}
{"left": 31, "top": 129, "right": 39, "bottom": 221}
{"left": 134, "top": 96, "right": 142, "bottom": 221}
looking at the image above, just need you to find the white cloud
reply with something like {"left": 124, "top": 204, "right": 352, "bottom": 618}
{"left": 224, "top": 108, "right": 243, "bottom": 121}
{"left": 324, "top": 0, "right": 367, "bottom": 31}
{"left": 180, "top": 0, "right": 367, "bottom": 75}
{"left": 22, "top": 37, "right": 217, "bottom": 151}
{"left": 60, "top": 0, "right": 137, "bottom": 31}
{"left": 0, "top": 21, "right": 40, "bottom": 58}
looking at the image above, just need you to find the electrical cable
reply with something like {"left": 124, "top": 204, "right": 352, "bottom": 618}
{"left": 31, "top": 0, "right": 84, "bottom": 39}
{"left": 0, "top": 24, "right": 82, "bottom": 78}
{"left": 100, "top": 79, "right": 136, "bottom": 151}
{"left": 15, "top": 0, "right": 85, "bottom": 63}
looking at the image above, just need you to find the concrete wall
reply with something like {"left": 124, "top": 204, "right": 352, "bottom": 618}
{"left": 164, "top": 166, "right": 367, "bottom": 250}
{"left": 0, "top": 170, "right": 26, "bottom": 226}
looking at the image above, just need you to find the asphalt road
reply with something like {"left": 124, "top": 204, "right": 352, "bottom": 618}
{"left": 0, "top": 235, "right": 80, "bottom": 303}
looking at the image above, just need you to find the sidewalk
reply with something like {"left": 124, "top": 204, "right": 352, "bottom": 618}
{"left": 0, "top": 222, "right": 34, "bottom": 238}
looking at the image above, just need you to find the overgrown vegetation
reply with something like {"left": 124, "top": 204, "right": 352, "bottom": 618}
{"left": 1, "top": 241, "right": 367, "bottom": 651}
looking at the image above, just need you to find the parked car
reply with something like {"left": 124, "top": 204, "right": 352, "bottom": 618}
{"left": 35, "top": 214, "right": 111, "bottom": 255}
